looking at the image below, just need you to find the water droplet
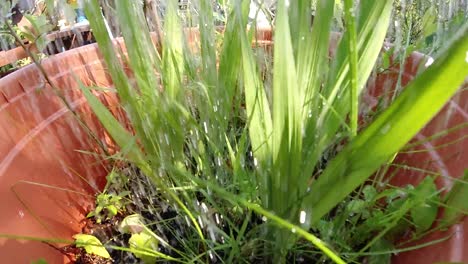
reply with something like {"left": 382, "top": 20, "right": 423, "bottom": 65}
{"left": 18, "top": 210, "right": 24, "bottom": 218}
{"left": 197, "top": 216, "right": 204, "bottom": 228}
{"left": 291, "top": 228, "right": 296, "bottom": 233}
{"left": 465, "top": 51, "right": 468, "bottom": 63}
{"left": 425, "top": 57, "right": 434, "bottom": 67}
{"left": 261, "top": 216, "right": 268, "bottom": 222}
{"left": 203, "top": 121, "right": 208, "bottom": 133}
{"left": 299, "top": 210, "right": 307, "bottom": 224}
{"left": 201, "top": 202, "right": 209, "bottom": 213}
{"left": 253, "top": 158, "right": 258, "bottom": 167}
{"left": 380, "top": 123, "right": 391, "bottom": 134}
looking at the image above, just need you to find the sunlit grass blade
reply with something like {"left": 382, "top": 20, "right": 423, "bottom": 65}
{"left": 84, "top": 0, "right": 151, "bottom": 155}
{"left": 343, "top": 0, "right": 359, "bottom": 137}
{"left": 162, "top": 0, "right": 184, "bottom": 99}
{"left": 198, "top": 0, "right": 217, "bottom": 88}
{"left": 300, "top": 0, "right": 335, "bottom": 187}
{"left": 304, "top": 25, "right": 468, "bottom": 224}
{"left": 116, "top": 0, "right": 161, "bottom": 97}
{"left": 84, "top": 1, "right": 207, "bottom": 247}
{"left": 79, "top": 83, "right": 148, "bottom": 171}
{"left": 317, "top": 0, "right": 393, "bottom": 148}
{"left": 82, "top": 83, "right": 206, "bottom": 245}
{"left": 238, "top": 6, "right": 272, "bottom": 167}
{"left": 216, "top": 2, "right": 249, "bottom": 133}
{"left": 184, "top": 173, "right": 347, "bottom": 264}
{"left": 269, "top": 0, "right": 303, "bottom": 224}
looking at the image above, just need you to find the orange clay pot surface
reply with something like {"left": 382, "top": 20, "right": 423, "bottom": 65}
{"left": 365, "top": 51, "right": 468, "bottom": 263}
{"left": 0, "top": 29, "right": 466, "bottom": 263}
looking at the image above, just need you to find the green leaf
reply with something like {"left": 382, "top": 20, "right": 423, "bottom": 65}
{"left": 381, "top": 50, "right": 391, "bottom": 70}
{"left": 73, "top": 234, "right": 111, "bottom": 259}
{"left": 421, "top": 6, "right": 437, "bottom": 37}
{"left": 347, "top": 199, "right": 366, "bottom": 213}
{"left": 363, "top": 185, "right": 377, "bottom": 202}
{"left": 30, "top": 258, "right": 48, "bottom": 264}
{"left": 119, "top": 214, "right": 159, "bottom": 262}
{"left": 86, "top": 211, "right": 95, "bottom": 218}
{"left": 410, "top": 177, "right": 439, "bottom": 233}
{"left": 106, "top": 205, "right": 118, "bottom": 217}
{"left": 95, "top": 205, "right": 103, "bottom": 214}
{"left": 368, "top": 239, "right": 392, "bottom": 264}
{"left": 442, "top": 170, "right": 468, "bottom": 226}
{"left": 129, "top": 232, "right": 158, "bottom": 263}
{"left": 79, "top": 83, "right": 150, "bottom": 174}
{"left": 239, "top": 1, "right": 272, "bottom": 209}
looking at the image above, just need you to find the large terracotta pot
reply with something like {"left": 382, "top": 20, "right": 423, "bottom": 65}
{"left": 0, "top": 29, "right": 465, "bottom": 263}
{"left": 0, "top": 42, "right": 123, "bottom": 263}
{"left": 367, "top": 53, "right": 468, "bottom": 263}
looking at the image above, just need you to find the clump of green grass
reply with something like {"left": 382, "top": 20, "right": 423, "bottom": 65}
{"left": 75, "top": 0, "right": 468, "bottom": 263}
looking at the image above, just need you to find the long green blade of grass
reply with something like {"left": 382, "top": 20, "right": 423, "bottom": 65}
{"left": 162, "top": 0, "right": 184, "bottom": 100}
{"left": 83, "top": 0, "right": 154, "bottom": 158}
{"left": 317, "top": 0, "right": 393, "bottom": 149}
{"left": 238, "top": 6, "right": 272, "bottom": 164}
{"left": 79, "top": 83, "right": 149, "bottom": 171}
{"left": 300, "top": 0, "right": 335, "bottom": 195}
{"left": 271, "top": 0, "right": 302, "bottom": 218}
{"left": 83, "top": 0, "right": 206, "bottom": 246}
{"left": 343, "top": 0, "right": 359, "bottom": 137}
{"left": 183, "top": 172, "right": 346, "bottom": 264}
{"left": 304, "top": 25, "right": 468, "bottom": 224}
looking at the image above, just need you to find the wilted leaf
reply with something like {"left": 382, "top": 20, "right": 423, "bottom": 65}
{"left": 120, "top": 214, "right": 145, "bottom": 234}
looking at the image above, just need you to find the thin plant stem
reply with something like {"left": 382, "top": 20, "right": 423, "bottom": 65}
{"left": 191, "top": 177, "right": 347, "bottom": 264}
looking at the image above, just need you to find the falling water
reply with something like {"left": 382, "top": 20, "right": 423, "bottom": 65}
{"left": 1, "top": 0, "right": 467, "bottom": 263}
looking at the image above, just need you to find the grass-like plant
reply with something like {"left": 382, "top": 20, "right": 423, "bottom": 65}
{"left": 77, "top": 0, "right": 468, "bottom": 262}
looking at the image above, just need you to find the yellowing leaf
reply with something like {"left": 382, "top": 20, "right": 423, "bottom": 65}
{"left": 73, "top": 234, "right": 111, "bottom": 259}
{"left": 129, "top": 232, "right": 158, "bottom": 263}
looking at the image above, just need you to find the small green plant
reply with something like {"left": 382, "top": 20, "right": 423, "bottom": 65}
{"left": 86, "top": 169, "right": 130, "bottom": 223}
